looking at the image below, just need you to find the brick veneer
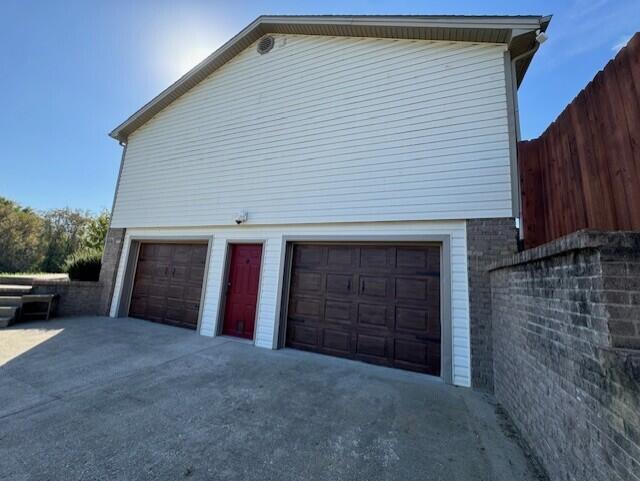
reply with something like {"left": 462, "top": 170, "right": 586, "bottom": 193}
{"left": 98, "top": 228, "right": 125, "bottom": 315}
{"left": 490, "top": 230, "right": 640, "bottom": 481}
{"left": 31, "top": 280, "right": 103, "bottom": 317}
{"left": 466, "top": 218, "right": 517, "bottom": 391}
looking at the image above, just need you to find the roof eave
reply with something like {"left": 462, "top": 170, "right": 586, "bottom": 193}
{"left": 109, "top": 16, "right": 267, "bottom": 142}
{"left": 509, "top": 15, "right": 552, "bottom": 88}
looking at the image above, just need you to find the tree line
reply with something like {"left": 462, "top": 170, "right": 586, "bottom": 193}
{"left": 0, "top": 196, "right": 110, "bottom": 273}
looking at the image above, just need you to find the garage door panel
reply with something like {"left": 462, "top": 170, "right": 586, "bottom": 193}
{"left": 360, "top": 246, "right": 392, "bottom": 269}
{"left": 135, "top": 261, "right": 155, "bottom": 279}
{"left": 285, "top": 243, "right": 441, "bottom": 376}
{"left": 395, "top": 340, "right": 440, "bottom": 374}
{"left": 397, "top": 246, "right": 440, "bottom": 269}
{"left": 326, "top": 273, "right": 353, "bottom": 295}
{"left": 135, "top": 260, "right": 155, "bottom": 277}
{"left": 129, "top": 297, "right": 147, "bottom": 318}
{"left": 289, "top": 297, "right": 322, "bottom": 321}
{"left": 395, "top": 306, "right": 440, "bottom": 336}
{"left": 171, "top": 265, "right": 188, "bottom": 282}
{"left": 288, "top": 324, "right": 318, "bottom": 347}
{"left": 190, "top": 245, "right": 208, "bottom": 264}
{"left": 165, "top": 300, "right": 184, "bottom": 317}
{"left": 427, "top": 250, "right": 441, "bottom": 271}
{"left": 131, "top": 277, "right": 152, "bottom": 295}
{"left": 294, "top": 245, "right": 324, "bottom": 266}
{"left": 395, "top": 277, "right": 430, "bottom": 301}
{"left": 395, "top": 338, "right": 427, "bottom": 363}
{"left": 324, "top": 300, "right": 353, "bottom": 324}
{"left": 165, "top": 305, "right": 199, "bottom": 328}
{"left": 147, "top": 262, "right": 169, "bottom": 279}
{"left": 145, "top": 298, "right": 166, "bottom": 321}
{"left": 129, "top": 243, "right": 207, "bottom": 330}
{"left": 327, "top": 246, "right": 356, "bottom": 267}
{"left": 148, "top": 282, "right": 170, "bottom": 298}
{"left": 428, "top": 342, "right": 441, "bottom": 370}
{"left": 395, "top": 306, "right": 424, "bottom": 329}
{"left": 322, "top": 329, "right": 351, "bottom": 353}
{"left": 182, "top": 309, "right": 200, "bottom": 327}
{"left": 356, "top": 334, "right": 388, "bottom": 358}
{"left": 187, "top": 265, "right": 206, "bottom": 282}
{"left": 359, "top": 276, "right": 389, "bottom": 298}
{"left": 171, "top": 244, "right": 196, "bottom": 263}
{"left": 172, "top": 245, "right": 206, "bottom": 265}
{"left": 396, "top": 247, "right": 430, "bottom": 268}
{"left": 184, "top": 285, "right": 204, "bottom": 303}
{"left": 168, "top": 283, "right": 185, "bottom": 299}
{"left": 292, "top": 271, "right": 323, "bottom": 293}
{"left": 357, "top": 303, "right": 388, "bottom": 327}
{"left": 149, "top": 243, "right": 172, "bottom": 260}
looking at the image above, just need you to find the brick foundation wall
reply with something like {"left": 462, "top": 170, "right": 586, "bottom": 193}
{"left": 466, "top": 218, "right": 517, "bottom": 391}
{"left": 490, "top": 230, "right": 640, "bottom": 481}
{"left": 98, "top": 228, "right": 125, "bottom": 315}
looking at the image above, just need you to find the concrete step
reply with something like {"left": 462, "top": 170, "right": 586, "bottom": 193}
{"left": 0, "top": 306, "right": 18, "bottom": 318}
{"left": 0, "top": 296, "right": 22, "bottom": 307}
{"left": 0, "top": 276, "right": 34, "bottom": 286}
{"left": 0, "top": 285, "right": 32, "bottom": 295}
{"left": 0, "top": 274, "right": 67, "bottom": 285}
{"left": 0, "top": 316, "right": 12, "bottom": 328}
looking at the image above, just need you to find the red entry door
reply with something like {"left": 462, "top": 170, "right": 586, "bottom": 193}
{"left": 222, "top": 244, "right": 263, "bottom": 339}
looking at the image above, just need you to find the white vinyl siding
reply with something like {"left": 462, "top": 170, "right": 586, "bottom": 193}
{"left": 109, "top": 220, "right": 472, "bottom": 387}
{"left": 111, "top": 34, "right": 512, "bottom": 228}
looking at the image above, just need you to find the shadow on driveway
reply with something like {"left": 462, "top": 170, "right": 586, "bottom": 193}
{"left": 0, "top": 317, "right": 545, "bottom": 481}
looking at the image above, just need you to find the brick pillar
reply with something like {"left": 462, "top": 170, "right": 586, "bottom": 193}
{"left": 98, "top": 228, "right": 126, "bottom": 315}
{"left": 466, "top": 218, "right": 517, "bottom": 391}
{"left": 599, "top": 234, "right": 640, "bottom": 349}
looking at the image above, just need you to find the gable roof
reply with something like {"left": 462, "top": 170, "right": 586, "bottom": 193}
{"left": 110, "top": 14, "right": 551, "bottom": 142}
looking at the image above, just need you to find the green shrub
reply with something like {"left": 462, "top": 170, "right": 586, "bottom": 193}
{"left": 63, "top": 248, "right": 102, "bottom": 281}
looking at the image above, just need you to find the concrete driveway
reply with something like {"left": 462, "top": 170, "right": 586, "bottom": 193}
{"left": 0, "top": 317, "right": 544, "bottom": 481}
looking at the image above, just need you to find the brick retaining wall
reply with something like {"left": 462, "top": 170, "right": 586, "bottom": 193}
{"left": 30, "top": 279, "right": 103, "bottom": 317}
{"left": 490, "top": 230, "right": 640, "bottom": 480}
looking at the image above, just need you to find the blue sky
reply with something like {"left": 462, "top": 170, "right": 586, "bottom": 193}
{"left": 1, "top": 0, "right": 637, "bottom": 212}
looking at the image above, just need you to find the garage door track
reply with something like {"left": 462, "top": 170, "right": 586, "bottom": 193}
{"left": 0, "top": 317, "right": 545, "bottom": 481}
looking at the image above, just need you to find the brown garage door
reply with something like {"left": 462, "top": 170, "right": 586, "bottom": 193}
{"left": 285, "top": 244, "right": 441, "bottom": 375}
{"left": 129, "top": 243, "right": 207, "bottom": 329}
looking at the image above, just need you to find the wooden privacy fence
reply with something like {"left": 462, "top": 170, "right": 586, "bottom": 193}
{"left": 518, "top": 32, "right": 640, "bottom": 249}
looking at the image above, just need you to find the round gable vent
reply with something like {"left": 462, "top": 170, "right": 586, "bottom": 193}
{"left": 257, "top": 36, "right": 275, "bottom": 55}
